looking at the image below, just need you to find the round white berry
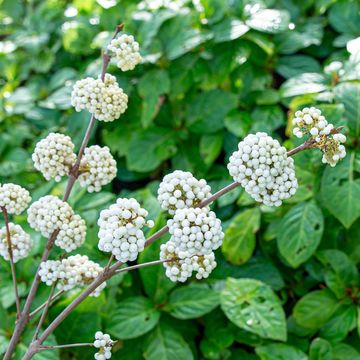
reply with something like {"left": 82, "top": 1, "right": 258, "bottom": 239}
{"left": 32, "top": 133, "right": 76, "bottom": 182}
{"left": 0, "top": 223, "right": 32, "bottom": 263}
{"left": 0, "top": 183, "right": 31, "bottom": 215}
{"left": 56, "top": 214, "right": 87, "bottom": 252}
{"left": 228, "top": 132, "right": 298, "bottom": 207}
{"left": 93, "top": 331, "right": 114, "bottom": 360}
{"left": 321, "top": 134, "right": 347, "bottom": 167}
{"left": 27, "top": 195, "right": 73, "bottom": 237}
{"left": 39, "top": 255, "right": 106, "bottom": 297}
{"left": 79, "top": 145, "right": 117, "bottom": 193}
{"left": 157, "top": 170, "right": 212, "bottom": 215}
{"left": 167, "top": 207, "right": 224, "bottom": 256}
{"left": 160, "top": 241, "right": 193, "bottom": 282}
{"left": 191, "top": 252, "right": 217, "bottom": 280}
{"left": 71, "top": 74, "right": 128, "bottom": 122}
{"left": 107, "top": 34, "right": 142, "bottom": 71}
{"left": 97, "top": 198, "right": 153, "bottom": 262}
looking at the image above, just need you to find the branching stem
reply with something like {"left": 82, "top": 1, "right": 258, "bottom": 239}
{"left": 1, "top": 207, "right": 21, "bottom": 319}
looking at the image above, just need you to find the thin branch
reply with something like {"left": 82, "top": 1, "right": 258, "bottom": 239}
{"left": 104, "top": 254, "right": 115, "bottom": 274}
{"left": 3, "top": 22, "right": 126, "bottom": 360}
{"left": 39, "top": 343, "right": 94, "bottom": 350}
{"left": 115, "top": 259, "right": 171, "bottom": 273}
{"left": 1, "top": 207, "right": 21, "bottom": 319}
{"left": 29, "top": 290, "right": 64, "bottom": 319}
{"left": 32, "top": 282, "right": 57, "bottom": 341}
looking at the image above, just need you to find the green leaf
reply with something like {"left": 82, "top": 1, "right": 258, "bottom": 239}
{"left": 319, "top": 305, "right": 356, "bottom": 342}
{"left": 293, "top": 289, "right": 340, "bottom": 330}
{"left": 200, "top": 132, "right": 223, "bottom": 165}
{"left": 107, "top": 297, "right": 160, "bottom": 339}
{"left": 276, "top": 55, "right": 321, "bottom": 79}
{"left": 255, "top": 343, "right": 308, "bottom": 360}
{"left": 222, "top": 208, "right": 260, "bottom": 265}
{"left": 328, "top": 0, "right": 360, "bottom": 35}
{"left": 309, "top": 338, "right": 332, "bottom": 360}
{"left": 144, "top": 324, "right": 194, "bottom": 360}
{"left": 333, "top": 343, "right": 360, "bottom": 360}
{"left": 138, "top": 70, "right": 171, "bottom": 128}
{"left": 186, "top": 89, "right": 238, "bottom": 134}
{"left": 127, "top": 128, "right": 178, "bottom": 172}
{"left": 165, "top": 285, "right": 219, "bottom": 319}
{"left": 321, "top": 152, "right": 360, "bottom": 228}
{"left": 221, "top": 278, "right": 287, "bottom": 341}
{"left": 280, "top": 73, "right": 327, "bottom": 98}
{"left": 212, "top": 18, "right": 249, "bottom": 43}
{"left": 334, "top": 82, "right": 360, "bottom": 136}
{"left": 277, "top": 202, "right": 324, "bottom": 268}
{"left": 246, "top": 9, "right": 290, "bottom": 34}
{"left": 316, "top": 250, "right": 359, "bottom": 298}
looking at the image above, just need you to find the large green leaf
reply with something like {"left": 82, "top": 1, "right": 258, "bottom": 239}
{"left": 293, "top": 289, "right": 340, "bottom": 330}
{"left": 246, "top": 8, "right": 290, "bottom": 34}
{"left": 144, "top": 324, "right": 194, "bottom": 360}
{"left": 221, "top": 278, "right": 287, "bottom": 341}
{"left": 316, "top": 250, "right": 359, "bottom": 298}
{"left": 186, "top": 89, "right": 238, "bottom": 134}
{"left": 333, "top": 344, "right": 360, "bottom": 360}
{"left": 211, "top": 18, "right": 249, "bottom": 43}
{"left": 127, "top": 127, "right": 178, "bottom": 172}
{"left": 321, "top": 152, "right": 360, "bottom": 228}
{"left": 222, "top": 208, "right": 260, "bottom": 265}
{"left": 309, "top": 338, "right": 332, "bottom": 360}
{"left": 277, "top": 202, "right": 324, "bottom": 268}
{"left": 255, "top": 343, "right": 307, "bottom": 360}
{"left": 328, "top": 0, "right": 360, "bottom": 35}
{"left": 106, "top": 297, "right": 160, "bottom": 339}
{"left": 165, "top": 284, "right": 219, "bottom": 319}
{"left": 334, "top": 82, "right": 360, "bottom": 136}
{"left": 280, "top": 73, "right": 327, "bottom": 98}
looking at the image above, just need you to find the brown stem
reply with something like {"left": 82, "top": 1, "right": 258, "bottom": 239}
{"left": 29, "top": 290, "right": 64, "bottom": 319}
{"left": 38, "top": 343, "right": 94, "bottom": 351}
{"left": 3, "top": 23, "right": 126, "bottom": 360}
{"left": 1, "top": 207, "right": 21, "bottom": 319}
{"left": 115, "top": 258, "right": 171, "bottom": 273}
{"left": 32, "top": 282, "right": 57, "bottom": 341}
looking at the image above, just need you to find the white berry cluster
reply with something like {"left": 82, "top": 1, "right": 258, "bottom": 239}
{"left": 71, "top": 73, "right": 128, "bottom": 122}
{"left": 97, "top": 198, "right": 154, "bottom": 262}
{"left": 157, "top": 170, "right": 212, "bottom": 215}
{"left": 292, "top": 107, "right": 347, "bottom": 167}
{"left": 39, "top": 255, "right": 106, "bottom": 297}
{"left": 107, "top": 34, "right": 142, "bottom": 71}
{"left": 32, "top": 132, "right": 76, "bottom": 182}
{"left": 27, "top": 195, "right": 86, "bottom": 252}
{"left": 0, "top": 223, "right": 32, "bottom": 262}
{"left": 159, "top": 241, "right": 217, "bottom": 282}
{"left": 321, "top": 133, "right": 347, "bottom": 167}
{"left": 167, "top": 208, "right": 223, "bottom": 256}
{"left": 0, "top": 183, "right": 31, "bottom": 215}
{"left": 292, "top": 107, "right": 335, "bottom": 139}
{"left": 228, "top": 132, "right": 298, "bottom": 207}
{"left": 93, "top": 331, "right": 114, "bottom": 360}
{"left": 79, "top": 145, "right": 117, "bottom": 193}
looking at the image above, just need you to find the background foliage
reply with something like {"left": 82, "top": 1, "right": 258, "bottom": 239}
{"left": 1, "top": 0, "right": 360, "bottom": 359}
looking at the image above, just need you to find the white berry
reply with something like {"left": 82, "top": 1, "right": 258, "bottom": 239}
{"left": 97, "top": 198, "right": 153, "bottom": 262}
{"left": 79, "top": 145, "right": 117, "bottom": 193}
{"left": 0, "top": 183, "right": 31, "bottom": 215}
{"left": 107, "top": 34, "right": 142, "bottom": 71}
{"left": 228, "top": 132, "right": 298, "bottom": 207}
{"left": 157, "top": 170, "right": 212, "bottom": 215}
{"left": 191, "top": 252, "right": 217, "bottom": 280}
{"left": 93, "top": 331, "right": 114, "bottom": 360}
{"left": 0, "top": 223, "right": 32, "bottom": 263}
{"left": 167, "top": 207, "right": 224, "bottom": 256}
{"left": 32, "top": 133, "right": 76, "bottom": 182}
{"left": 71, "top": 73, "right": 128, "bottom": 122}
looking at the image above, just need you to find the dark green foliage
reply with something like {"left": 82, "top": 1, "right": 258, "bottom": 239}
{"left": 1, "top": 0, "right": 360, "bottom": 358}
